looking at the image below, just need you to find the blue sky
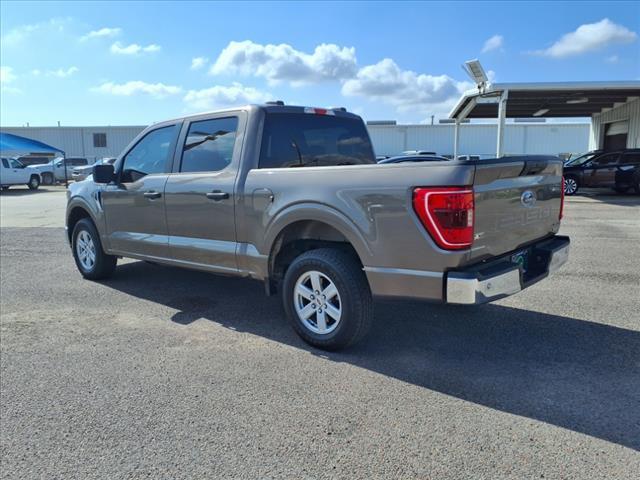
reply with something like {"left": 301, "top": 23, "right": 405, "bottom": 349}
{"left": 1, "top": 1, "right": 639, "bottom": 126}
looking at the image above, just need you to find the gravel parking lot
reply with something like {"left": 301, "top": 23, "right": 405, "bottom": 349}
{"left": 1, "top": 186, "right": 639, "bottom": 479}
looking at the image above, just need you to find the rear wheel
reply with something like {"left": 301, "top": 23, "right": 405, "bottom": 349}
{"left": 564, "top": 176, "right": 579, "bottom": 196}
{"left": 282, "top": 248, "right": 372, "bottom": 350}
{"left": 613, "top": 186, "right": 629, "bottom": 194}
{"left": 72, "top": 218, "right": 117, "bottom": 280}
{"left": 1, "top": 186, "right": 9, "bottom": 191}
{"left": 28, "top": 175, "right": 40, "bottom": 190}
{"left": 41, "top": 172, "right": 54, "bottom": 185}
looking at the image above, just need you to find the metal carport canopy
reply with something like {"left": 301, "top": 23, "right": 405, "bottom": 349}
{"left": 448, "top": 81, "right": 640, "bottom": 158}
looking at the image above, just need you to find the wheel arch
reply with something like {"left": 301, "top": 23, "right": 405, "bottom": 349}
{"left": 264, "top": 204, "right": 373, "bottom": 293}
{"left": 66, "top": 199, "right": 100, "bottom": 244}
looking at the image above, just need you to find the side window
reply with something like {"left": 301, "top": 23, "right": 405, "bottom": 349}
{"left": 121, "top": 125, "right": 179, "bottom": 182}
{"left": 180, "top": 117, "right": 238, "bottom": 173}
{"left": 1, "top": 159, "right": 8, "bottom": 168}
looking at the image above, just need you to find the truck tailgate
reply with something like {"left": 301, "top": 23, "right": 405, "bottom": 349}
{"left": 469, "top": 156, "right": 563, "bottom": 262}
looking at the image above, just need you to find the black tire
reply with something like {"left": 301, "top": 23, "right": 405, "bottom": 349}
{"left": 27, "top": 175, "right": 40, "bottom": 190}
{"left": 613, "top": 186, "right": 629, "bottom": 194}
{"left": 72, "top": 218, "right": 117, "bottom": 280}
{"left": 41, "top": 172, "right": 54, "bottom": 185}
{"left": 564, "top": 175, "right": 579, "bottom": 196}
{"left": 282, "top": 248, "right": 373, "bottom": 351}
{"left": 1, "top": 186, "right": 9, "bottom": 191}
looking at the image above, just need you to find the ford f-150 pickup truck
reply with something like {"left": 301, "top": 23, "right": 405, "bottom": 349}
{"left": 66, "top": 103, "right": 569, "bottom": 350}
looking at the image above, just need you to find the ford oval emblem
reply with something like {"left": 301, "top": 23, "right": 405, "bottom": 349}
{"left": 521, "top": 190, "right": 537, "bottom": 207}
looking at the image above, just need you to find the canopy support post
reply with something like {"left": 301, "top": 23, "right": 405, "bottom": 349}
{"left": 453, "top": 120, "right": 460, "bottom": 160}
{"left": 496, "top": 90, "right": 508, "bottom": 158}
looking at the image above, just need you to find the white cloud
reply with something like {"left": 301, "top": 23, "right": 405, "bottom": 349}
{"left": 210, "top": 40, "right": 357, "bottom": 85}
{"left": 46, "top": 66, "right": 79, "bottom": 78}
{"left": 342, "top": 58, "right": 471, "bottom": 116}
{"left": 1, "top": 18, "right": 69, "bottom": 45}
{"left": 532, "top": 18, "right": 637, "bottom": 58}
{"left": 1, "top": 66, "right": 17, "bottom": 84}
{"left": 482, "top": 34, "right": 504, "bottom": 53}
{"left": 110, "top": 42, "right": 161, "bottom": 55}
{"left": 191, "top": 57, "right": 209, "bottom": 70}
{"left": 80, "top": 27, "right": 121, "bottom": 41}
{"left": 0, "top": 66, "right": 20, "bottom": 94}
{"left": 31, "top": 69, "right": 42, "bottom": 76}
{"left": 184, "top": 82, "right": 270, "bottom": 110}
{"left": 605, "top": 54, "right": 620, "bottom": 63}
{"left": 93, "top": 81, "right": 182, "bottom": 98}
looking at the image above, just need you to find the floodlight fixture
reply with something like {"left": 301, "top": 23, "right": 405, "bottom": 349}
{"left": 463, "top": 59, "right": 489, "bottom": 92}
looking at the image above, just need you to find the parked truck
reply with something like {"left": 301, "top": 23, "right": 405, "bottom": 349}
{"left": 65, "top": 103, "right": 569, "bottom": 350}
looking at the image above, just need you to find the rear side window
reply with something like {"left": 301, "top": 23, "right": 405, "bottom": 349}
{"left": 621, "top": 152, "right": 640, "bottom": 164}
{"left": 121, "top": 124, "right": 179, "bottom": 182}
{"left": 592, "top": 153, "right": 619, "bottom": 166}
{"left": 180, "top": 117, "right": 238, "bottom": 173}
{"left": 259, "top": 113, "right": 375, "bottom": 169}
{"left": 1, "top": 159, "right": 8, "bottom": 168}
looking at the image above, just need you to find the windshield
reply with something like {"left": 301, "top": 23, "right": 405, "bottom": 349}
{"left": 565, "top": 152, "right": 598, "bottom": 167}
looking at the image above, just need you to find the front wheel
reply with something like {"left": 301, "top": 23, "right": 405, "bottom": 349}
{"left": 564, "top": 176, "right": 579, "bottom": 196}
{"left": 28, "top": 175, "right": 40, "bottom": 190}
{"left": 72, "top": 218, "right": 117, "bottom": 280}
{"left": 282, "top": 248, "right": 373, "bottom": 350}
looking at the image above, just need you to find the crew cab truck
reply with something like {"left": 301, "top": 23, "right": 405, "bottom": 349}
{"left": 65, "top": 104, "right": 569, "bottom": 350}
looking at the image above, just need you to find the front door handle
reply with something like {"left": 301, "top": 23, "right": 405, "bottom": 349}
{"left": 143, "top": 191, "right": 162, "bottom": 199}
{"left": 206, "top": 191, "right": 229, "bottom": 201}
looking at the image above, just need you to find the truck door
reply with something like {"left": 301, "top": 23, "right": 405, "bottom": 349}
{"left": 4, "top": 158, "right": 29, "bottom": 184}
{"left": 101, "top": 123, "right": 181, "bottom": 258}
{"left": 1, "top": 158, "right": 16, "bottom": 185}
{"left": 164, "top": 113, "right": 244, "bottom": 272}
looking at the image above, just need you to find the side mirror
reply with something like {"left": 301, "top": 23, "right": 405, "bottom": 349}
{"left": 93, "top": 164, "right": 115, "bottom": 183}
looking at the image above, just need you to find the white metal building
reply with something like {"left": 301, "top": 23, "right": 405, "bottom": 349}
{"left": 0, "top": 125, "right": 145, "bottom": 160}
{"left": 2, "top": 121, "right": 589, "bottom": 161}
{"left": 589, "top": 97, "right": 640, "bottom": 151}
{"left": 367, "top": 122, "right": 589, "bottom": 158}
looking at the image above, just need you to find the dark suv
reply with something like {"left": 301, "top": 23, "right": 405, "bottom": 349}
{"left": 563, "top": 149, "right": 640, "bottom": 195}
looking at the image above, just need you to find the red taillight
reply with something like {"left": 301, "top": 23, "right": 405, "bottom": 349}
{"left": 559, "top": 176, "right": 565, "bottom": 220}
{"left": 413, "top": 187, "right": 474, "bottom": 250}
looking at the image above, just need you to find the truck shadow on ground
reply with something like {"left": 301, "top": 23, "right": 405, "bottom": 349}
{"left": 103, "top": 261, "right": 640, "bottom": 451}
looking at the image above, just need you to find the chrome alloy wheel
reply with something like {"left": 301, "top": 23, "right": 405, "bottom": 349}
{"left": 293, "top": 270, "right": 342, "bottom": 334}
{"left": 76, "top": 230, "right": 96, "bottom": 271}
{"left": 564, "top": 177, "right": 577, "bottom": 195}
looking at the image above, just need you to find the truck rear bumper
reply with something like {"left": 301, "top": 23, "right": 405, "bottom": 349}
{"left": 446, "top": 235, "right": 570, "bottom": 305}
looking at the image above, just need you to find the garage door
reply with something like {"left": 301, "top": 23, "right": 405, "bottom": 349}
{"left": 603, "top": 121, "right": 628, "bottom": 151}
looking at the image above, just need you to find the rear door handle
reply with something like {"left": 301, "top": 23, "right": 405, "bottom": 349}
{"left": 206, "top": 191, "right": 229, "bottom": 201}
{"left": 143, "top": 191, "right": 162, "bottom": 199}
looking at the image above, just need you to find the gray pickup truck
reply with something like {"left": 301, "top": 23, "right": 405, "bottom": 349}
{"left": 66, "top": 103, "right": 569, "bottom": 350}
